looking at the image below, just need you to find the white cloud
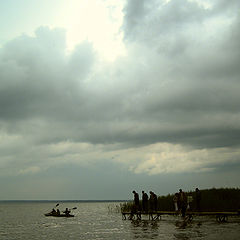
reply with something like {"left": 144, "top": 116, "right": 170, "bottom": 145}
{"left": 18, "top": 166, "right": 41, "bottom": 175}
{"left": 56, "top": 0, "right": 126, "bottom": 61}
{"left": 126, "top": 143, "right": 240, "bottom": 175}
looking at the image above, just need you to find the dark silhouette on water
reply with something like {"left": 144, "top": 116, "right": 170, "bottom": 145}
{"left": 44, "top": 205, "right": 76, "bottom": 217}
{"left": 63, "top": 207, "right": 71, "bottom": 216}
{"left": 51, "top": 208, "right": 56, "bottom": 214}
{"left": 142, "top": 191, "right": 149, "bottom": 212}
{"left": 56, "top": 209, "right": 60, "bottom": 216}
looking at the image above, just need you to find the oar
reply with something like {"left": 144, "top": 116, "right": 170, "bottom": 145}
{"left": 46, "top": 203, "right": 60, "bottom": 215}
{"left": 61, "top": 207, "right": 77, "bottom": 213}
{"left": 52, "top": 203, "right": 59, "bottom": 210}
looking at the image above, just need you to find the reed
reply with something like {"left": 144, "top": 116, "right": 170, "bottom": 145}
{"left": 120, "top": 188, "right": 240, "bottom": 212}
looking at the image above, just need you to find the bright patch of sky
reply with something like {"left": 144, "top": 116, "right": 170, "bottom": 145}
{"left": 56, "top": 0, "right": 126, "bottom": 60}
{"left": 0, "top": 0, "right": 126, "bottom": 61}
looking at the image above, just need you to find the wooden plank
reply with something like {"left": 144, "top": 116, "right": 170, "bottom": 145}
{"left": 122, "top": 211, "right": 239, "bottom": 216}
{"left": 121, "top": 210, "right": 240, "bottom": 222}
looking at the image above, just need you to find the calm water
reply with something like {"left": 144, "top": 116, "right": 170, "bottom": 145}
{"left": 0, "top": 201, "right": 240, "bottom": 240}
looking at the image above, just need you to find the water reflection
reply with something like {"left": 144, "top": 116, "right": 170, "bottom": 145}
{"left": 129, "top": 217, "right": 206, "bottom": 240}
{"left": 174, "top": 218, "right": 204, "bottom": 240}
{"left": 175, "top": 218, "right": 192, "bottom": 229}
{"left": 130, "top": 220, "right": 159, "bottom": 239}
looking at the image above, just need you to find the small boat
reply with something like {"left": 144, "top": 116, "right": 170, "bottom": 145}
{"left": 44, "top": 212, "right": 74, "bottom": 217}
{"left": 44, "top": 205, "right": 77, "bottom": 217}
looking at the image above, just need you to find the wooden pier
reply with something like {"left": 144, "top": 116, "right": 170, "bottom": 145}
{"left": 121, "top": 210, "right": 240, "bottom": 222}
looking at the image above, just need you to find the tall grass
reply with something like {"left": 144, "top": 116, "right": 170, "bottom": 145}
{"left": 120, "top": 188, "right": 240, "bottom": 212}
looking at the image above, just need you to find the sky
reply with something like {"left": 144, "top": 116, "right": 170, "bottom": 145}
{"left": 0, "top": 0, "right": 240, "bottom": 200}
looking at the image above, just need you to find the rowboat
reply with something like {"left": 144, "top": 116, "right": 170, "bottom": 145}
{"left": 44, "top": 212, "right": 74, "bottom": 217}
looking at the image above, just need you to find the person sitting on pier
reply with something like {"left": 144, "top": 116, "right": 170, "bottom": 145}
{"left": 51, "top": 208, "right": 56, "bottom": 215}
{"left": 142, "top": 191, "right": 149, "bottom": 213}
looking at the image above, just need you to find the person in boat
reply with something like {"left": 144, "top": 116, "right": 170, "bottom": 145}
{"left": 56, "top": 209, "right": 60, "bottom": 216}
{"left": 51, "top": 208, "right": 57, "bottom": 215}
{"left": 63, "top": 208, "right": 71, "bottom": 216}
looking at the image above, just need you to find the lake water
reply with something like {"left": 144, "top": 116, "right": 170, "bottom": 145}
{"left": 0, "top": 201, "right": 240, "bottom": 240}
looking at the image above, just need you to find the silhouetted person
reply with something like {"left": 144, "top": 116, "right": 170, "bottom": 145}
{"left": 129, "top": 190, "right": 139, "bottom": 220}
{"left": 149, "top": 191, "right": 158, "bottom": 211}
{"left": 51, "top": 208, "right": 56, "bottom": 215}
{"left": 149, "top": 191, "right": 154, "bottom": 212}
{"left": 153, "top": 192, "right": 158, "bottom": 211}
{"left": 63, "top": 208, "right": 71, "bottom": 216}
{"left": 178, "top": 189, "right": 187, "bottom": 217}
{"left": 132, "top": 190, "right": 139, "bottom": 211}
{"left": 56, "top": 209, "right": 60, "bottom": 216}
{"left": 195, "top": 188, "right": 201, "bottom": 211}
{"left": 173, "top": 193, "right": 179, "bottom": 211}
{"left": 142, "top": 191, "right": 149, "bottom": 212}
{"left": 187, "top": 195, "right": 193, "bottom": 210}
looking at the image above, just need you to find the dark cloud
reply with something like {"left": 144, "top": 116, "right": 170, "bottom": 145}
{"left": 0, "top": 27, "right": 95, "bottom": 123}
{"left": 123, "top": 0, "right": 207, "bottom": 46}
{"left": 0, "top": 1, "right": 240, "bottom": 152}
{"left": 1, "top": 0, "right": 240, "bottom": 200}
{"left": 117, "top": 0, "right": 240, "bottom": 149}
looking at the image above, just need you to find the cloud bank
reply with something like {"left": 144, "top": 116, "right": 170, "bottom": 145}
{"left": 1, "top": 0, "right": 240, "bottom": 181}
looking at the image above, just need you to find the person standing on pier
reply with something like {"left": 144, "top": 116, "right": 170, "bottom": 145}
{"left": 153, "top": 192, "right": 158, "bottom": 211}
{"left": 129, "top": 190, "right": 140, "bottom": 220}
{"left": 142, "top": 191, "right": 149, "bottom": 212}
{"left": 179, "top": 189, "right": 187, "bottom": 217}
{"left": 195, "top": 188, "right": 201, "bottom": 211}
{"left": 149, "top": 191, "right": 154, "bottom": 212}
{"left": 132, "top": 190, "right": 140, "bottom": 211}
{"left": 149, "top": 191, "right": 158, "bottom": 211}
{"left": 173, "top": 193, "right": 179, "bottom": 212}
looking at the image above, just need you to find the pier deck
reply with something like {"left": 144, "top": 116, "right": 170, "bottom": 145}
{"left": 121, "top": 210, "right": 240, "bottom": 222}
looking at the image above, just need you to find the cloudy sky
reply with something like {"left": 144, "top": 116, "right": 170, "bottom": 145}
{"left": 0, "top": 0, "right": 240, "bottom": 200}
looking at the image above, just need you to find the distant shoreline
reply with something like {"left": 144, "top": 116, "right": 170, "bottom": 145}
{"left": 0, "top": 200, "right": 130, "bottom": 203}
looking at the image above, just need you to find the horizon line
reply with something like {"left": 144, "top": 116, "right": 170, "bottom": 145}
{"left": 0, "top": 199, "right": 130, "bottom": 202}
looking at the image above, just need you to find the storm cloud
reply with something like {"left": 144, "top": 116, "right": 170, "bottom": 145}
{"left": 0, "top": 0, "right": 240, "bottom": 199}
